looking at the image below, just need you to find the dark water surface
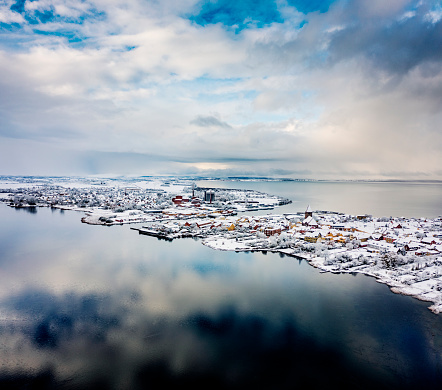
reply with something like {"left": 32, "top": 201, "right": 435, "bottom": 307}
{"left": 1, "top": 181, "right": 442, "bottom": 389}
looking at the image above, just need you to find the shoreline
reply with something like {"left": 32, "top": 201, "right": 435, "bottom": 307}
{"left": 200, "top": 240, "right": 442, "bottom": 314}
{"left": 5, "top": 201, "right": 442, "bottom": 314}
{"left": 2, "top": 176, "right": 441, "bottom": 315}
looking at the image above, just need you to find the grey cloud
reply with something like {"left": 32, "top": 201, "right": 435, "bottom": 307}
{"left": 327, "top": 3, "right": 442, "bottom": 75}
{"left": 78, "top": 151, "right": 294, "bottom": 176}
{"left": 254, "top": 1, "right": 442, "bottom": 78}
{"left": 0, "top": 123, "right": 81, "bottom": 141}
{"left": 190, "top": 115, "right": 232, "bottom": 128}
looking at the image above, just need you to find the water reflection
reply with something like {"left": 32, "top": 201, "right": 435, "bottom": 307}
{"left": 0, "top": 288, "right": 395, "bottom": 389}
{"left": 2, "top": 285, "right": 440, "bottom": 389}
{"left": 15, "top": 205, "right": 37, "bottom": 214}
{"left": 5, "top": 290, "right": 120, "bottom": 348}
{"left": 1, "top": 205, "right": 442, "bottom": 389}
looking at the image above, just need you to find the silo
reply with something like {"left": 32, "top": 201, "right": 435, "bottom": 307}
{"left": 204, "top": 190, "right": 215, "bottom": 203}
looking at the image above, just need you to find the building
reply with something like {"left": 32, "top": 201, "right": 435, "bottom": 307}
{"left": 204, "top": 190, "right": 215, "bottom": 203}
{"left": 303, "top": 215, "right": 318, "bottom": 227}
{"left": 264, "top": 227, "right": 282, "bottom": 236}
{"left": 305, "top": 204, "right": 313, "bottom": 219}
{"left": 304, "top": 231, "right": 322, "bottom": 243}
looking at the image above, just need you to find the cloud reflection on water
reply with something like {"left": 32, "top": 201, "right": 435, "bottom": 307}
{"left": 1, "top": 205, "right": 442, "bottom": 388}
{"left": 1, "top": 287, "right": 394, "bottom": 389}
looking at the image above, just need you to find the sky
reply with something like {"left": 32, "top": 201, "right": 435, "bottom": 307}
{"left": 0, "top": 0, "right": 441, "bottom": 179}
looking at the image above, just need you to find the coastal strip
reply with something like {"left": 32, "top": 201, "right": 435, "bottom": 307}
{"left": 1, "top": 176, "right": 441, "bottom": 314}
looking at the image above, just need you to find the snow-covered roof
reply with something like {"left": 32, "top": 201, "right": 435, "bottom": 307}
{"left": 303, "top": 216, "right": 318, "bottom": 225}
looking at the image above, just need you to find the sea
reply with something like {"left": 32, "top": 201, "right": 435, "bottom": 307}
{"left": 0, "top": 180, "right": 442, "bottom": 389}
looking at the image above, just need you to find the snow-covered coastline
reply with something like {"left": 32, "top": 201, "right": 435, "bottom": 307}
{"left": 200, "top": 235, "right": 442, "bottom": 314}
{"left": 296, "top": 250, "right": 442, "bottom": 314}
{"left": 198, "top": 211, "right": 442, "bottom": 314}
{"left": 2, "top": 175, "right": 442, "bottom": 314}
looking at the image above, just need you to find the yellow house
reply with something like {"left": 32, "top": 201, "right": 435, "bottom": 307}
{"left": 335, "top": 236, "right": 347, "bottom": 244}
{"left": 227, "top": 224, "right": 235, "bottom": 231}
{"left": 304, "top": 232, "right": 322, "bottom": 243}
{"left": 290, "top": 222, "right": 302, "bottom": 229}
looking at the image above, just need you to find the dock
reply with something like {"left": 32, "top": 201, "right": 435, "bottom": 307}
{"left": 130, "top": 227, "right": 174, "bottom": 241}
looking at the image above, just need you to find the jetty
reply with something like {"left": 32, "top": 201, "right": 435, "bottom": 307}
{"left": 130, "top": 227, "right": 173, "bottom": 241}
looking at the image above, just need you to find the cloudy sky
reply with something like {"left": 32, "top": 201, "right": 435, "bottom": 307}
{"left": 0, "top": 0, "right": 441, "bottom": 179}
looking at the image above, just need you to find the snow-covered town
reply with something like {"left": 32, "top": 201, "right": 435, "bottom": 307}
{"left": 0, "top": 176, "right": 291, "bottom": 224}
{"left": 127, "top": 203, "right": 442, "bottom": 314}
{"left": 195, "top": 207, "right": 442, "bottom": 313}
{"left": 1, "top": 176, "right": 442, "bottom": 314}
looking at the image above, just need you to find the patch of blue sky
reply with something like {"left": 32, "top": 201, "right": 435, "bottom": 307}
{"left": 108, "top": 45, "right": 138, "bottom": 53}
{"left": 52, "top": 9, "right": 107, "bottom": 25}
{"left": 287, "top": 0, "right": 337, "bottom": 14}
{"left": 187, "top": 0, "right": 283, "bottom": 32}
{"left": 194, "top": 90, "right": 259, "bottom": 105}
{"left": 4, "top": 7, "right": 107, "bottom": 48}
{"left": 190, "top": 76, "right": 247, "bottom": 90}
{"left": 27, "top": 10, "right": 55, "bottom": 25}
{"left": 168, "top": 76, "right": 250, "bottom": 98}
{"left": 301, "top": 90, "right": 316, "bottom": 99}
{"left": 9, "top": 0, "right": 106, "bottom": 26}
{"left": 0, "top": 27, "right": 39, "bottom": 51}
{"left": 186, "top": 0, "right": 337, "bottom": 32}
{"left": 299, "top": 19, "right": 308, "bottom": 28}
{"left": 32, "top": 29, "right": 84, "bottom": 44}
{"left": 0, "top": 22, "right": 22, "bottom": 32}
{"left": 248, "top": 111, "right": 293, "bottom": 124}
{"left": 10, "top": 0, "right": 26, "bottom": 14}
{"left": 10, "top": 0, "right": 54, "bottom": 24}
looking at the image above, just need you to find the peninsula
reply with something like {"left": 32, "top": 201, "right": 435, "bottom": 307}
{"left": 2, "top": 176, "right": 442, "bottom": 314}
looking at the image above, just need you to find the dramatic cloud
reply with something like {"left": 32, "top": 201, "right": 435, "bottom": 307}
{"left": 0, "top": 0, "right": 441, "bottom": 179}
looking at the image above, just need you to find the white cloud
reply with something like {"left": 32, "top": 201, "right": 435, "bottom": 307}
{"left": 0, "top": 0, "right": 441, "bottom": 179}
{"left": 0, "top": 9, "right": 25, "bottom": 23}
{"left": 425, "top": 7, "right": 442, "bottom": 24}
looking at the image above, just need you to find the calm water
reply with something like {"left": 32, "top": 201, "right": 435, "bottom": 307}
{"left": 1, "top": 181, "right": 442, "bottom": 389}
{"left": 197, "top": 180, "right": 442, "bottom": 218}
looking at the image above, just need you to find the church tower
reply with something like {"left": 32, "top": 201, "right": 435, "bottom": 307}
{"left": 305, "top": 204, "right": 313, "bottom": 219}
